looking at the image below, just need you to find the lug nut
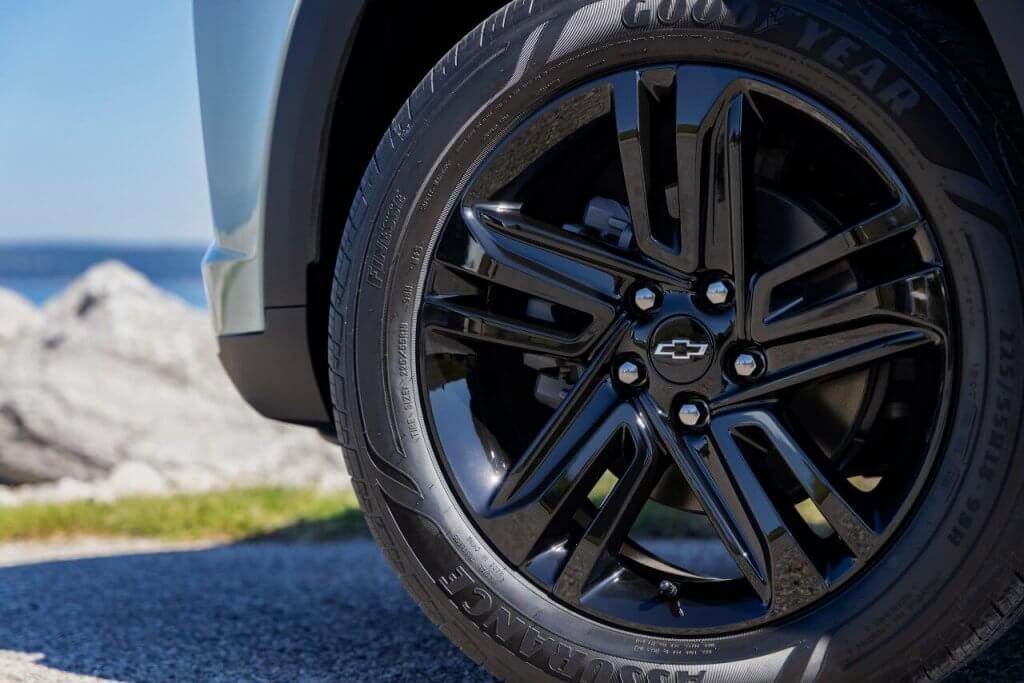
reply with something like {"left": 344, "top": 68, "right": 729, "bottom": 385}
{"left": 733, "top": 351, "right": 765, "bottom": 379}
{"left": 705, "top": 280, "right": 733, "bottom": 307}
{"left": 633, "top": 286, "right": 660, "bottom": 313}
{"left": 677, "top": 401, "right": 709, "bottom": 429}
{"left": 616, "top": 360, "right": 642, "bottom": 386}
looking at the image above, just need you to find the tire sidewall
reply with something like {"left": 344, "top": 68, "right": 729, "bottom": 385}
{"left": 335, "top": 1, "right": 1024, "bottom": 680}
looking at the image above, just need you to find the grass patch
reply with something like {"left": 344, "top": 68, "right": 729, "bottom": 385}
{"left": 0, "top": 487, "right": 366, "bottom": 543}
{"left": 0, "top": 482, "right": 715, "bottom": 544}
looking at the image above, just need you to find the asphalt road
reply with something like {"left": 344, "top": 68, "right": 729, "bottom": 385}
{"left": 0, "top": 539, "right": 1018, "bottom": 682}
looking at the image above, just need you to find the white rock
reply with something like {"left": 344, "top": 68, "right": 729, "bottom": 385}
{"left": 0, "top": 487, "right": 18, "bottom": 506}
{"left": 50, "top": 478, "right": 96, "bottom": 504}
{"left": 0, "top": 261, "right": 347, "bottom": 502}
{"left": 0, "top": 289, "right": 40, "bottom": 345}
{"left": 105, "top": 461, "right": 167, "bottom": 497}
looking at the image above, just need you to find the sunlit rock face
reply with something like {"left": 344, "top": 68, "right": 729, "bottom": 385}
{"left": 0, "top": 289, "right": 40, "bottom": 347}
{"left": 0, "top": 262, "right": 347, "bottom": 504}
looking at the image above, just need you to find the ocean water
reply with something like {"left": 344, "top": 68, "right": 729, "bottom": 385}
{"left": 0, "top": 244, "right": 208, "bottom": 309}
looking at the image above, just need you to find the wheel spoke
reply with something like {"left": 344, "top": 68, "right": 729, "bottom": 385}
{"left": 421, "top": 297, "right": 589, "bottom": 357}
{"left": 429, "top": 204, "right": 619, "bottom": 356}
{"left": 481, "top": 390, "right": 640, "bottom": 566}
{"left": 750, "top": 199, "right": 933, "bottom": 342}
{"left": 701, "top": 94, "right": 754, "bottom": 335}
{"left": 714, "top": 324, "right": 939, "bottom": 410}
{"left": 611, "top": 70, "right": 657, "bottom": 263}
{"left": 638, "top": 394, "right": 772, "bottom": 603}
{"left": 754, "top": 200, "right": 921, "bottom": 298}
{"left": 611, "top": 70, "right": 689, "bottom": 272}
{"left": 452, "top": 204, "right": 617, "bottom": 313}
{"left": 641, "top": 395, "right": 829, "bottom": 610}
{"left": 675, "top": 66, "right": 757, "bottom": 337}
{"left": 468, "top": 203, "right": 692, "bottom": 289}
{"left": 777, "top": 267, "right": 945, "bottom": 340}
{"left": 491, "top": 320, "right": 629, "bottom": 507}
{"left": 752, "top": 265, "right": 947, "bottom": 346}
{"left": 702, "top": 418, "right": 828, "bottom": 613}
{"left": 714, "top": 410, "right": 879, "bottom": 558}
{"left": 554, "top": 407, "right": 660, "bottom": 602}
{"left": 676, "top": 67, "right": 743, "bottom": 273}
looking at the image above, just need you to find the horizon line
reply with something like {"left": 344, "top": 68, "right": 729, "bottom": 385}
{"left": 0, "top": 239, "right": 210, "bottom": 250}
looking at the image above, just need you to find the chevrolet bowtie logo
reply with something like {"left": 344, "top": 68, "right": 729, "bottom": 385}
{"left": 654, "top": 338, "right": 710, "bottom": 361}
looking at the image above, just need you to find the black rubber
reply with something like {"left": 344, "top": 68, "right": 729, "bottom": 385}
{"left": 328, "top": 1, "right": 1024, "bottom": 680}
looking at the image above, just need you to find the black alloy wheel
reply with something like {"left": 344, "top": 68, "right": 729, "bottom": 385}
{"left": 419, "top": 66, "right": 952, "bottom": 634}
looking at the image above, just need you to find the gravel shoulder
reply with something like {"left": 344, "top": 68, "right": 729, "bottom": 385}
{"left": 0, "top": 539, "right": 1018, "bottom": 682}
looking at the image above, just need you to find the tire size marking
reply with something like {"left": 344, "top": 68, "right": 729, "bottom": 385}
{"left": 397, "top": 321, "right": 421, "bottom": 442}
{"left": 950, "top": 330, "right": 1016, "bottom": 548}
{"left": 633, "top": 637, "right": 713, "bottom": 658}
{"left": 419, "top": 160, "right": 451, "bottom": 214}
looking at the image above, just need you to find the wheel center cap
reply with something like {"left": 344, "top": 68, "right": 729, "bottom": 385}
{"left": 649, "top": 316, "right": 715, "bottom": 384}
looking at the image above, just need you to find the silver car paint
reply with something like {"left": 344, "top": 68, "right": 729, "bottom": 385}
{"left": 193, "top": 0, "right": 299, "bottom": 335}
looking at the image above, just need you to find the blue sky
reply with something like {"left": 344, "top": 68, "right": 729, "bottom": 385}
{"left": 0, "top": 1, "right": 212, "bottom": 245}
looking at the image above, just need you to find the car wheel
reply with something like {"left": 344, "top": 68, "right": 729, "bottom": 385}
{"left": 329, "top": 1, "right": 1024, "bottom": 680}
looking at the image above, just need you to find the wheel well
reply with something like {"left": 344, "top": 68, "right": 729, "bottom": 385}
{"left": 923, "top": 0, "right": 985, "bottom": 30}
{"left": 306, "top": 1, "right": 508, "bottom": 412}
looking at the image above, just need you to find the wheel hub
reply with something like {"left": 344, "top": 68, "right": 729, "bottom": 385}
{"left": 648, "top": 315, "right": 716, "bottom": 384}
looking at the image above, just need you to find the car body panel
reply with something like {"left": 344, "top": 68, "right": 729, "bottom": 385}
{"left": 194, "top": 0, "right": 298, "bottom": 336}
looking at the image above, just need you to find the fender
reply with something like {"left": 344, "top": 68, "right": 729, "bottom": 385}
{"left": 198, "top": 0, "right": 367, "bottom": 431}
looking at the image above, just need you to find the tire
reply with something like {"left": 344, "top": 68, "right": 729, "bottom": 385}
{"left": 328, "top": 1, "right": 1024, "bottom": 681}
